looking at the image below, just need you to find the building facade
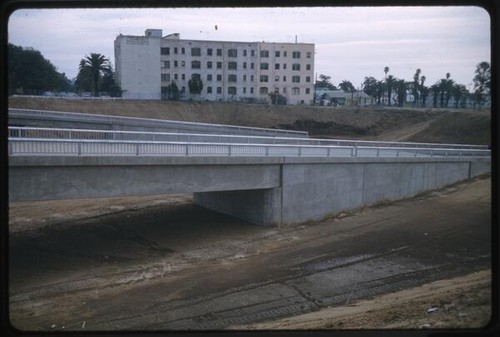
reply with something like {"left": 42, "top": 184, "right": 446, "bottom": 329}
{"left": 114, "top": 29, "right": 315, "bottom": 104}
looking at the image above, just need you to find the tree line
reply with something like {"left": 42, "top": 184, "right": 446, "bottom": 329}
{"left": 8, "top": 44, "right": 121, "bottom": 97}
{"left": 315, "top": 63, "right": 491, "bottom": 109}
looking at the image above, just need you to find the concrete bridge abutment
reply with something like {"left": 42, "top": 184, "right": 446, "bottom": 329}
{"left": 9, "top": 156, "right": 490, "bottom": 227}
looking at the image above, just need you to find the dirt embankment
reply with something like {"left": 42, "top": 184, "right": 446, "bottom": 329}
{"left": 9, "top": 97, "right": 490, "bottom": 145}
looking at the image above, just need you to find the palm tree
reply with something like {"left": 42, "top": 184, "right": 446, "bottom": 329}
{"left": 395, "top": 79, "right": 407, "bottom": 107}
{"left": 451, "top": 83, "right": 468, "bottom": 108}
{"left": 384, "top": 66, "right": 389, "bottom": 80}
{"left": 77, "top": 53, "right": 111, "bottom": 96}
{"left": 420, "top": 76, "right": 426, "bottom": 106}
{"left": 385, "top": 75, "right": 397, "bottom": 106}
{"left": 431, "top": 83, "right": 440, "bottom": 108}
{"left": 413, "top": 68, "right": 421, "bottom": 107}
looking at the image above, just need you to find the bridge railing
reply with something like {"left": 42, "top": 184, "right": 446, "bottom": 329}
{"left": 8, "top": 138, "right": 491, "bottom": 158}
{"left": 8, "top": 126, "right": 489, "bottom": 150}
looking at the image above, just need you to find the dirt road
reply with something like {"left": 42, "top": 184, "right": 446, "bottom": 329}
{"left": 9, "top": 176, "right": 491, "bottom": 331}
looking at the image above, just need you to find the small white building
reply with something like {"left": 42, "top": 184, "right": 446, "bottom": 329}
{"left": 114, "top": 29, "right": 315, "bottom": 104}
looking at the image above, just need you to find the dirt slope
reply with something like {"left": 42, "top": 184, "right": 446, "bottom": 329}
{"left": 8, "top": 97, "right": 490, "bottom": 144}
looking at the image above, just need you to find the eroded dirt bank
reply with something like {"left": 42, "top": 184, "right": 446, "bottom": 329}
{"left": 9, "top": 176, "right": 491, "bottom": 331}
{"left": 9, "top": 97, "right": 491, "bottom": 144}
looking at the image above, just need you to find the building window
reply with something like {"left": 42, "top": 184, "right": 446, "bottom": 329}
{"left": 292, "top": 87, "right": 300, "bottom": 95}
{"left": 306, "top": 64, "right": 311, "bottom": 70}
{"left": 283, "top": 76, "right": 287, "bottom": 82}
{"left": 228, "top": 62, "right": 237, "bottom": 70}
{"left": 260, "top": 75, "right": 269, "bottom": 82}
{"left": 306, "top": 76, "right": 311, "bottom": 83}
{"left": 161, "top": 47, "right": 170, "bottom": 55}
{"left": 283, "top": 64, "right": 287, "bottom": 69}
{"left": 228, "top": 87, "right": 237, "bottom": 95}
{"left": 228, "top": 74, "right": 237, "bottom": 82}
{"left": 182, "top": 74, "right": 185, "bottom": 80}
{"left": 306, "top": 88, "right": 311, "bottom": 94}
{"left": 174, "top": 74, "right": 178, "bottom": 80}
{"left": 181, "top": 47, "right": 185, "bottom": 54}
{"left": 243, "top": 87, "right": 247, "bottom": 94}
{"left": 161, "top": 74, "right": 169, "bottom": 81}
{"left": 250, "top": 87, "right": 254, "bottom": 94}
{"left": 306, "top": 51, "right": 312, "bottom": 58}
{"left": 243, "top": 62, "right": 247, "bottom": 69}
{"left": 217, "top": 74, "right": 222, "bottom": 81}
{"left": 207, "top": 61, "right": 213, "bottom": 69}
{"left": 243, "top": 75, "right": 247, "bottom": 81}
{"left": 162, "top": 61, "right": 170, "bottom": 69}
{"left": 251, "top": 50, "right": 255, "bottom": 57}
{"left": 275, "top": 51, "right": 280, "bottom": 57}
{"left": 260, "top": 63, "right": 269, "bottom": 70}
{"left": 292, "top": 51, "right": 301, "bottom": 58}
{"left": 250, "top": 75, "right": 254, "bottom": 81}
{"left": 181, "top": 60, "right": 185, "bottom": 67}
{"left": 251, "top": 62, "right": 254, "bottom": 69}
{"left": 228, "top": 49, "right": 238, "bottom": 57}
{"left": 174, "top": 47, "right": 178, "bottom": 54}
{"left": 217, "top": 62, "right": 222, "bottom": 69}
{"left": 207, "top": 48, "right": 213, "bottom": 56}
{"left": 275, "top": 75, "right": 279, "bottom": 82}
{"left": 260, "top": 50, "right": 269, "bottom": 58}
{"left": 217, "top": 87, "right": 222, "bottom": 94}
{"left": 260, "top": 87, "right": 268, "bottom": 94}
{"left": 217, "top": 48, "right": 222, "bottom": 56}
{"left": 275, "top": 63, "right": 280, "bottom": 70}
{"left": 283, "top": 87, "right": 287, "bottom": 94}
{"left": 191, "top": 47, "right": 201, "bottom": 56}
{"left": 207, "top": 86, "right": 213, "bottom": 94}
{"left": 191, "top": 73, "right": 201, "bottom": 81}
{"left": 207, "top": 74, "right": 213, "bottom": 81}
{"left": 292, "top": 76, "right": 300, "bottom": 83}
{"left": 284, "top": 51, "right": 287, "bottom": 57}
{"left": 191, "top": 60, "right": 201, "bottom": 69}
{"left": 292, "top": 63, "right": 301, "bottom": 71}
{"left": 174, "top": 60, "right": 178, "bottom": 67}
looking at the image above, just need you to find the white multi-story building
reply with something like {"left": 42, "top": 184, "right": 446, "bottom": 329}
{"left": 114, "top": 29, "right": 315, "bottom": 105}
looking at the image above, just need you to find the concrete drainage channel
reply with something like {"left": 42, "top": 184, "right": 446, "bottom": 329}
{"left": 8, "top": 177, "right": 491, "bottom": 330}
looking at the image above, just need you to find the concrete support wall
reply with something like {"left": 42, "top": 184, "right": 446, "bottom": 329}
{"left": 280, "top": 160, "right": 480, "bottom": 225}
{"left": 469, "top": 158, "right": 491, "bottom": 178}
{"left": 9, "top": 156, "right": 490, "bottom": 226}
{"left": 194, "top": 188, "right": 282, "bottom": 226}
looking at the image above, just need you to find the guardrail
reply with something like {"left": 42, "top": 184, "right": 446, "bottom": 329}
{"left": 8, "top": 127, "right": 489, "bottom": 150}
{"left": 8, "top": 138, "right": 491, "bottom": 158}
{"left": 9, "top": 108, "right": 309, "bottom": 138}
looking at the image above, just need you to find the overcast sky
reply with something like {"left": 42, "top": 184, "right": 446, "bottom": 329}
{"left": 8, "top": 6, "right": 490, "bottom": 90}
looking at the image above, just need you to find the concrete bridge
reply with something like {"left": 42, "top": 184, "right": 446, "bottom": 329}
{"left": 8, "top": 112, "right": 491, "bottom": 226}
